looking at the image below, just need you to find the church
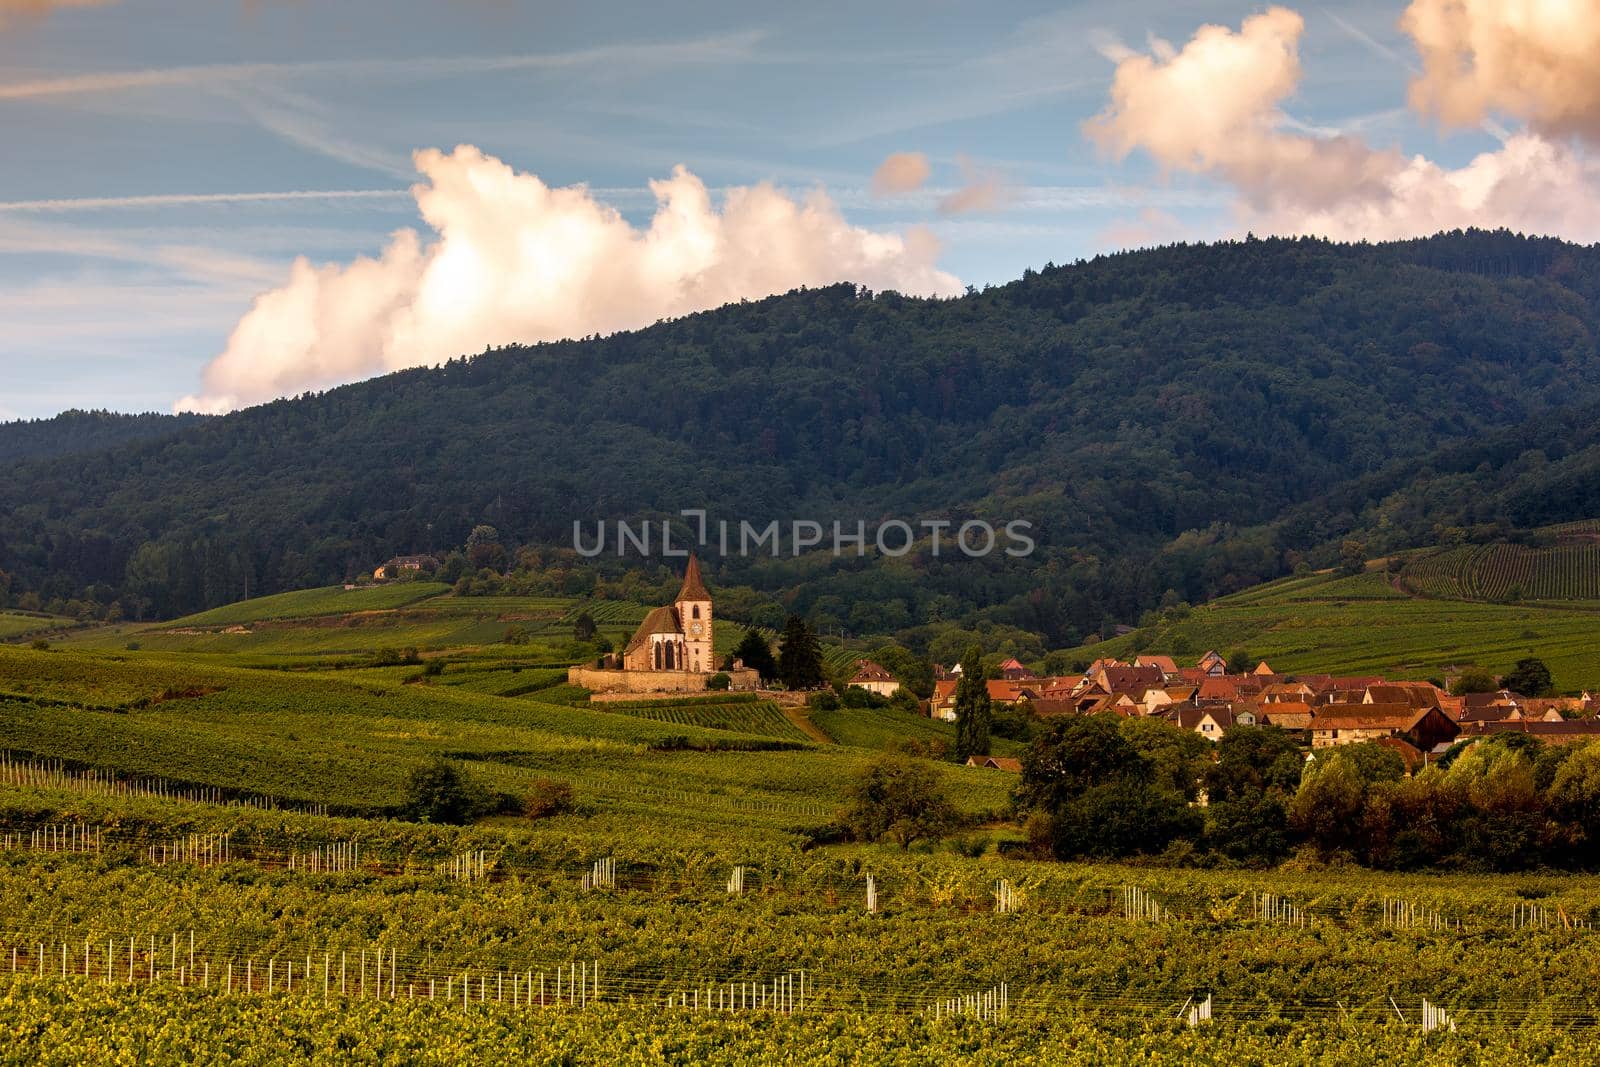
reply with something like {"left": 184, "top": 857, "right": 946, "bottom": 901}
{"left": 568, "top": 556, "right": 760, "bottom": 694}
{"left": 621, "top": 555, "right": 715, "bottom": 673}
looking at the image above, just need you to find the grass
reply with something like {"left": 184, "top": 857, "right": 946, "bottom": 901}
{"left": 0, "top": 611, "right": 80, "bottom": 641}
{"left": 1059, "top": 568, "right": 1600, "bottom": 691}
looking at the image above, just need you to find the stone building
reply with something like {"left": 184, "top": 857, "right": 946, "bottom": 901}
{"left": 569, "top": 556, "right": 759, "bottom": 694}
{"left": 621, "top": 555, "right": 715, "bottom": 673}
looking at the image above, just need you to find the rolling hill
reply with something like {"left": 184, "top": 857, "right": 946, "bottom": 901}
{"left": 7, "top": 230, "right": 1600, "bottom": 649}
{"left": 1061, "top": 564, "right": 1600, "bottom": 691}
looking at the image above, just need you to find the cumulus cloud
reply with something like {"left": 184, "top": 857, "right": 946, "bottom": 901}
{"left": 871, "top": 152, "right": 931, "bottom": 196}
{"left": 937, "top": 155, "right": 1008, "bottom": 215}
{"left": 177, "top": 146, "right": 961, "bottom": 413}
{"left": 0, "top": 0, "right": 115, "bottom": 26}
{"left": 1084, "top": 5, "right": 1600, "bottom": 243}
{"left": 1404, "top": 0, "right": 1600, "bottom": 145}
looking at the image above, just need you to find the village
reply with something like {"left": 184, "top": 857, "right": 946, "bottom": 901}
{"left": 544, "top": 555, "right": 1599, "bottom": 776}
{"left": 915, "top": 650, "right": 1600, "bottom": 772}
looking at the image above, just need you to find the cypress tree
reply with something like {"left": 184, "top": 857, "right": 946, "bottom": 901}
{"left": 953, "top": 644, "right": 992, "bottom": 761}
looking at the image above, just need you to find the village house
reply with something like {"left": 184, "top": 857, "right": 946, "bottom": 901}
{"left": 373, "top": 554, "right": 438, "bottom": 581}
{"left": 1308, "top": 704, "right": 1460, "bottom": 751}
{"left": 1132, "top": 654, "right": 1179, "bottom": 679}
{"left": 998, "top": 657, "right": 1038, "bottom": 680}
{"left": 965, "top": 755, "right": 1023, "bottom": 772}
{"left": 846, "top": 659, "right": 901, "bottom": 698}
{"left": 1165, "top": 703, "right": 1256, "bottom": 741}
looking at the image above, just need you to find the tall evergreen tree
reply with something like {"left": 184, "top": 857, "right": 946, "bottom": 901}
{"left": 777, "top": 615, "right": 825, "bottom": 690}
{"left": 953, "top": 644, "right": 992, "bottom": 761}
{"left": 732, "top": 628, "right": 778, "bottom": 683}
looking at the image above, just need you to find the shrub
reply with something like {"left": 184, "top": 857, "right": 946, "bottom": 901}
{"left": 706, "top": 672, "right": 731, "bottom": 691}
{"left": 523, "top": 778, "right": 576, "bottom": 819}
{"left": 808, "top": 690, "right": 840, "bottom": 711}
{"left": 402, "top": 758, "right": 484, "bottom": 825}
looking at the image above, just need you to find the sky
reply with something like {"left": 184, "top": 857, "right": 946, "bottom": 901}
{"left": 1, "top": 0, "right": 1597, "bottom": 419}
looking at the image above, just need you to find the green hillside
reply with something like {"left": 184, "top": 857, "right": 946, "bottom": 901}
{"left": 10, "top": 232, "right": 1600, "bottom": 651}
{"left": 0, "top": 610, "right": 80, "bottom": 641}
{"left": 1060, "top": 567, "right": 1600, "bottom": 691}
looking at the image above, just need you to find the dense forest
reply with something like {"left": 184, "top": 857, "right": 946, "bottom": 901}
{"left": 4, "top": 229, "right": 1600, "bottom": 643}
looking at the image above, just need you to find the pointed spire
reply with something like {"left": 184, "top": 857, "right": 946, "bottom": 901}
{"left": 675, "top": 553, "right": 710, "bottom": 602}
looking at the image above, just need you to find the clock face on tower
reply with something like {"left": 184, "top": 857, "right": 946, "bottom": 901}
{"left": 690, "top": 622, "right": 703, "bottom": 636}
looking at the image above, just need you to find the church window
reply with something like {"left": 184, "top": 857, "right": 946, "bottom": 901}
{"left": 692, "top": 605, "right": 701, "bottom": 619}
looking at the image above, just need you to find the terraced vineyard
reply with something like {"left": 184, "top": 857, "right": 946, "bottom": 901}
{"left": 594, "top": 697, "right": 812, "bottom": 742}
{"left": 1401, "top": 542, "right": 1600, "bottom": 603}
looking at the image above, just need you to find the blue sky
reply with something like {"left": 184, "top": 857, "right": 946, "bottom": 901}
{"left": 0, "top": 1, "right": 1541, "bottom": 418}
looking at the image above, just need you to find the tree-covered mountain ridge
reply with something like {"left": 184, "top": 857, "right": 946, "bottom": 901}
{"left": 5, "top": 228, "right": 1600, "bottom": 646}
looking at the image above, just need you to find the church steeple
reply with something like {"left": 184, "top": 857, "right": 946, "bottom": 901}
{"left": 676, "top": 553, "right": 710, "bottom": 602}
{"left": 674, "top": 554, "right": 713, "bottom": 673}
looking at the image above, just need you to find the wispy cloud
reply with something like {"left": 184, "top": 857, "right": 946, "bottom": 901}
{"left": 937, "top": 155, "right": 1007, "bottom": 215}
{"left": 223, "top": 84, "right": 415, "bottom": 178}
{"left": 0, "top": 216, "right": 286, "bottom": 286}
{"left": 0, "top": 189, "right": 408, "bottom": 212}
{"left": 0, "top": 31, "right": 765, "bottom": 100}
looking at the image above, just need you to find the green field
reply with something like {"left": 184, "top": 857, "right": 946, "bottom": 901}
{"left": 1064, "top": 569, "right": 1600, "bottom": 690}
{"left": 8, "top": 580, "right": 1600, "bottom": 1060}
{"left": 0, "top": 611, "right": 81, "bottom": 641}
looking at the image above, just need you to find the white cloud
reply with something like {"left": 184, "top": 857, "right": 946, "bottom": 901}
{"left": 1083, "top": 5, "right": 1600, "bottom": 242}
{"left": 1404, "top": 0, "right": 1600, "bottom": 145}
{"left": 177, "top": 146, "right": 962, "bottom": 413}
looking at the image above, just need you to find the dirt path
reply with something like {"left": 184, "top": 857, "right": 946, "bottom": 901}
{"left": 782, "top": 706, "right": 834, "bottom": 744}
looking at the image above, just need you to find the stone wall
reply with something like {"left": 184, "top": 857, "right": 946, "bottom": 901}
{"left": 567, "top": 666, "right": 760, "bottom": 694}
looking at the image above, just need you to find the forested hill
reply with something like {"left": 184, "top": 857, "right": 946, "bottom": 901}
{"left": 0, "top": 410, "right": 205, "bottom": 464}
{"left": 4, "top": 229, "right": 1600, "bottom": 646}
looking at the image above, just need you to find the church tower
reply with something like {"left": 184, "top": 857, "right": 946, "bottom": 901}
{"left": 674, "top": 554, "right": 714, "bottom": 673}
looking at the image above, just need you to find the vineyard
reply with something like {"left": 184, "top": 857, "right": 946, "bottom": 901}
{"left": 1401, "top": 543, "right": 1600, "bottom": 603}
{"left": 1068, "top": 569, "right": 1600, "bottom": 691}
{"left": 593, "top": 699, "right": 812, "bottom": 743}
{"left": 8, "top": 596, "right": 1600, "bottom": 1059}
{"left": 163, "top": 583, "right": 453, "bottom": 627}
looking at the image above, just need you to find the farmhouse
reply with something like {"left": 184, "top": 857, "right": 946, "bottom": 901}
{"left": 847, "top": 659, "right": 901, "bottom": 698}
